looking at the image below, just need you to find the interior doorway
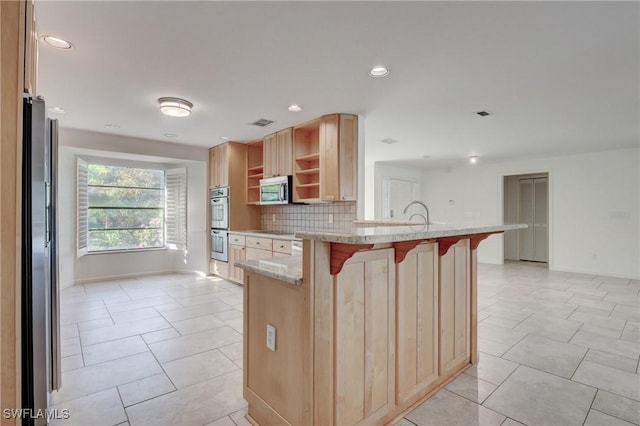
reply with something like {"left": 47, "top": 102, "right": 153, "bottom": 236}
{"left": 503, "top": 173, "right": 549, "bottom": 264}
{"left": 381, "top": 177, "right": 420, "bottom": 220}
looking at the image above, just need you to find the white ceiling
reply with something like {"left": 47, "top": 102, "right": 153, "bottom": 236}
{"left": 36, "top": 1, "right": 639, "bottom": 169}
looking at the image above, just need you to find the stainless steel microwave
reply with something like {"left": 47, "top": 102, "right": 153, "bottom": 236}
{"left": 260, "top": 175, "right": 292, "bottom": 205}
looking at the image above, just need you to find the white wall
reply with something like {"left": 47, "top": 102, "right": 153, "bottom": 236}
{"left": 421, "top": 147, "right": 640, "bottom": 279}
{"left": 58, "top": 129, "right": 208, "bottom": 286}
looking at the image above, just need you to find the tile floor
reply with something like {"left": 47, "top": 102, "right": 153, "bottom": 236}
{"left": 53, "top": 262, "right": 640, "bottom": 426}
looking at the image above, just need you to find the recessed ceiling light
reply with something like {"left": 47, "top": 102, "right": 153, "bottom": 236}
{"left": 158, "top": 97, "right": 193, "bottom": 117}
{"left": 368, "top": 66, "right": 390, "bottom": 78}
{"left": 287, "top": 104, "right": 303, "bottom": 112}
{"left": 220, "top": 136, "right": 230, "bottom": 141}
{"left": 47, "top": 107, "right": 65, "bottom": 114}
{"left": 469, "top": 156, "right": 479, "bottom": 164}
{"left": 164, "top": 133, "right": 178, "bottom": 138}
{"left": 104, "top": 123, "right": 120, "bottom": 128}
{"left": 380, "top": 138, "right": 398, "bottom": 144}
{"left": 476, "top": 111, "right": 490, "bottom": 117}
{"left": 41, "top": 35, "right": 73, "bottom": 50}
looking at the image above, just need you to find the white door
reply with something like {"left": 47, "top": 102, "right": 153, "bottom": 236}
{"left": 518, "top": 178, "right": 548, "bottom": 262}
{"left": 382, "top": 178, "right": 418, "bottom": 220}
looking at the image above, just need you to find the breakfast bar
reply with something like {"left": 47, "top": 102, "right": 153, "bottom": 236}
{"left": 237, "top": 223, "right": 525, "bottom": 426}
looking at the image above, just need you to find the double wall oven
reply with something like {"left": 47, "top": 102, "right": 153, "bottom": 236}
{"left": 210, "top": 187, "right": 229, "bottom": 262}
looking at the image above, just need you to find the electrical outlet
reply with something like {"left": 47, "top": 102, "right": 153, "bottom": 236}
{"left": 272, "top": 214, "right": 276, "bottom": 222}
{"left": 266, "top": 324, "right": 276, "bottom": 351}
{"left": 328, "top": 214, "right": 333, "bottom": 224}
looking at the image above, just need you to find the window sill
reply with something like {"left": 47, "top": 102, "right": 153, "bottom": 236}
{"left": 86, "top": 247, "right": 168, "bottom": 256}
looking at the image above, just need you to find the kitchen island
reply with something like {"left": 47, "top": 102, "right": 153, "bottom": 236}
{"left": 236, "top": 223, "right": 525, "bottom": 426}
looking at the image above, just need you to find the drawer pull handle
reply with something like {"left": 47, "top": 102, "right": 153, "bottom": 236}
{"left": 280, "top": 245, "right": 284, "bottom": 248}
{"left": 256, "top": 242, "right": 260, "bottom": 245}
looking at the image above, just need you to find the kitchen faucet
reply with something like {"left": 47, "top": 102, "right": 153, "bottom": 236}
{"left": 403, "top": 200, "right": 430, "bottom": 225}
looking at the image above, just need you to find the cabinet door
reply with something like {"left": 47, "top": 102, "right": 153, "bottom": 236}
{"left": 338, "top": 114, "right": 358, "bottom": 201}
{"left": 263, "top": 133, "right": 277, "bottom": 178}
{"left": 334, "top": 248, "right": 395, "bottom": 426}
{"left": 209, "top": 148, "right": 216, "bottom": 189}
{"left": 276, "top": 128, "right": 293, "bottom": 176}
{"left": 217, "top": 143, "right": 229, "bottom": 187}
{"left": 439, "top": 239, "right": 470, "bottom": 376}
{"left": 396, "top": 243, "right": 438, "bottom": 410}
{"left": 228, "top": 244, "right": 246, "bottom": 283}
{"left": 320, "top": 114, "right": 340, "bottom": 201}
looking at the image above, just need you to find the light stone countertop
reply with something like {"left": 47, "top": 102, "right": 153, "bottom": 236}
{"left": 235, "top": 255, "right": 303, "bottom": 285}
{"left": 228, "top": 230, "right": 301, "bottom": 241}
{"left": 295, "top": 223, "right": 527, "bottom": 244}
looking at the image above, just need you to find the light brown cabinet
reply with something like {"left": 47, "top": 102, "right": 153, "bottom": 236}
{"left": 209, "top": 143, "right": 229, "bottom": 189}
{"left": 228, "top": 244, "right": 246, "bottom": 284}
{"left": 224, "top": 233, "right": 296, "bottom": 283}
{"left": 293, "top": 114, "right": 357, "bottom": 203}
{"left": 264, "top": 128, "right": 293, "bottom": 178}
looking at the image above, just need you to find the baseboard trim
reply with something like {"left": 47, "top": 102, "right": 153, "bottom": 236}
{"left": 74, "top": 269, "right": 176, "bottom": 285}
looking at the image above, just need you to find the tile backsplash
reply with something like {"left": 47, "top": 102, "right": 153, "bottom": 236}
{"left": 261, "top": 202, "right": 357, "bottom": 233}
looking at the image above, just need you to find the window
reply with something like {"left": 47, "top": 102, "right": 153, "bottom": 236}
{"left": 77, "top": 160, "right": 186, "bottom": 255}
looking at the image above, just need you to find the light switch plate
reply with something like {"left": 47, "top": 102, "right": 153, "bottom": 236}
{"left": 328, "top": 214, "right": 333, "bottom": 224}
{"left": 266, "top": 324, "right": 276, "bottom": 351}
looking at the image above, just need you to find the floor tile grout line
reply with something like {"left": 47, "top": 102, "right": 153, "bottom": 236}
{"left": 115, "top": 386, "right": 131, "bottom": 425}
{"left": 581, "top": 388, "right": 599, "bottom": 426}
{"left": 590, "top": 407, "right": 640, "bottom": 426}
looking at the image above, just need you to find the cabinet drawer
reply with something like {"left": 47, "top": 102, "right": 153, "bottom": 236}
{"left": 245, "top": 247, "right": 273, "bottom": 261}
{"left": 273, "top": 239, "right": 292, "bottom": 254}
{"left": 229, "top": 234, "right": 246, "bottom": 246}
{"left": 246, "top": 236, "right": 273, "bottom": 251}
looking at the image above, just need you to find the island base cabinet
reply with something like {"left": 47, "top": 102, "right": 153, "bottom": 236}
{"left": 439, "top": 239, "right": 471, "bottom": 376}
{"left": 243, "top": 273, "right": 311, "bottom": 426}
{"left": 395, "top": 243, "right": 439, "bottom": 411}
{"left": 333, "top": 249, "right": 396, "bottom": 426}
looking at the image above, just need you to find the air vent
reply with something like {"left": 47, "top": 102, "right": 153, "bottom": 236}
{"left": 249, "top": 118, "right": 275, "bottom": 127}
{"left": 380, "top": 138, "right": 399, "bottom": 144}
{"left": 476, "top": 111, "right": 490, "bottom": 117}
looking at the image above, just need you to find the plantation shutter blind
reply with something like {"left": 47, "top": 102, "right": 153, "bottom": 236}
{"left": 165, "top": 168, "right": 187, "bottom": 250}
{"left": 76, "top": 158, "right": 88, "bottom": 257}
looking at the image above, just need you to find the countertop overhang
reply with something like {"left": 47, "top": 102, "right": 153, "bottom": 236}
{"left": 295, "top": 223, "right": 527, "bottom": 244}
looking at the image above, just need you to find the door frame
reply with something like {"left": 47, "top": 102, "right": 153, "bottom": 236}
{"left": 499, "top": 170, "right": 553, "bottom": 268}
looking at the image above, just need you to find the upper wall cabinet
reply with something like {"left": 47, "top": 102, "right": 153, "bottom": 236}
{"left": 247, "top": 140, "right": 264, "bottom": 204}
{"left": 293, "top": 114, "right": 358, "bottom": 203}
{"left": 264, "top": 128, "right": 293, "bottom": 178}
{"left": 209, "top": 143, "right": 229, "bottom": 188}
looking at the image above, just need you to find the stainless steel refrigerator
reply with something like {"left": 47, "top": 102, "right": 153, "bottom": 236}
{"left": 21, "top": 95, "right": 61, "bottom": 425}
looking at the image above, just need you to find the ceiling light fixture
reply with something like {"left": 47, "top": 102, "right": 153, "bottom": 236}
{"left": 469, "top": 156, "right": 479, "bottom": 164}
{"left": 220, "top": 136, "right": 230, "bottom": 141}
{"left": 164, "top": 133, "right": 178, "bottom": 138}
{"left": 47, "top": 107, "right": 65, "bottom": 114}
{"left": 423, "top": 155, "right": 432, "bottom": 159}
{"left": 287, "top": 104, "right": 303, "bottom": 112}
{"left": 380, "top": 138, "right": 399, "bottom": 144}
{"left": 41, "top": 35, "right": 73, "bottom": 50}
{"left": 104, "top": 123, "right": 120, "bottom": 128}
{"left": 368, "top": 66, "right": 390, "bottom": 78}
{"left": 158, "top": 97, "right": 193, "bottom": 117}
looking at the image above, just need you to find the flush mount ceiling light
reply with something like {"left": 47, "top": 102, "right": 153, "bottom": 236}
{"left": 158, "top": 97, "right": 193, "bottom": 117}
{"left": 41, "top": 35, "right": 73, "bottom": 50}
{"left": 469, "top": 156, "right": 479, "bottom": 164}
{"left": 164, "top": 133, "right": 178, "bottom": 138}
{"left": 104, "top": 123, "right": 120, "bottom": 128}
{"left": 287, "top": 104, "right": 303, "bottom": 112}
{"left": 220, "top": 136, "right": 230, "bottom": 141}
{"left": 380, "top": 138, "right": 399, "bottom": 144}
{"left": 47, "top": 106, "right": 65, "bottom": 114}
{"left": 368, "top": 65, "right": 390, "bottom": 78}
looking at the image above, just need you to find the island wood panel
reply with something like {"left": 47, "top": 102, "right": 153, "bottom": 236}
{"left": 395, "top": 243, "right": 439, "bottom": 410}
{"left": 439, "top": 239, "right": 471, "bottom": 376}
{"left": 244, "top": 273, "right": 311, "bottom": 426}
{"left": 309, "top": 240, "right": 335, "bottom": 425}
{"left": 334, "top": 248, "right": 395, "bottom": 426}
